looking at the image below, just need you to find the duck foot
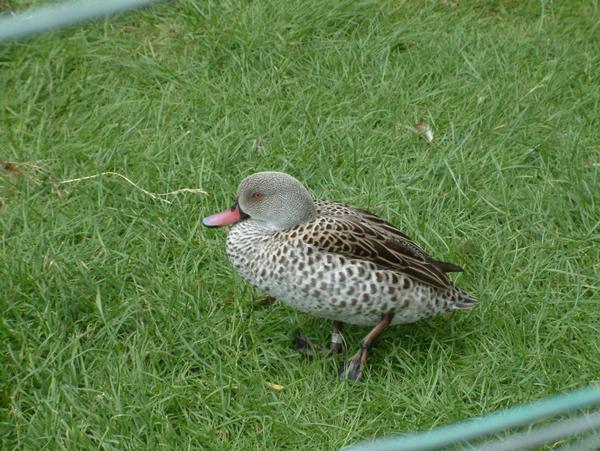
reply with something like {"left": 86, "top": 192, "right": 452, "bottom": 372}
{"left": 293, "top": 321, "right": 346, "bottom": 358}
{"left": 293, "top": 333, "right": 323, "bottom": 358}
{"left": 339, "top": 350, "right": 366, "bottom": 381}
{"left": 338, "top": 313, "right": 393, "bottom": 382}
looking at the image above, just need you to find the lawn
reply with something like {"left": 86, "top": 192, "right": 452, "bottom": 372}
{"left": 1, "top": 0, "right": 599, "bottom": 449}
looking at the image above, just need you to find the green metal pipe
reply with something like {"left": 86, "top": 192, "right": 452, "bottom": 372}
{"left": 0, "top": 0, "right": 165, "bottom": 41}
{"left": 345, "top": 386, "right": 600, "bottom": 451}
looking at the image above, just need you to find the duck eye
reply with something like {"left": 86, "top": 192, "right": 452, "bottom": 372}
{"left": 252, "top": 192, "right": 263, "bottom": 200}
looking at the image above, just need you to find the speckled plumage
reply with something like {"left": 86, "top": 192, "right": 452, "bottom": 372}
{"left": 225, "top": 198, "right": 477, "bottom": 326}
{"left": 204, "top": 172, "right": 478, "bottom": 380}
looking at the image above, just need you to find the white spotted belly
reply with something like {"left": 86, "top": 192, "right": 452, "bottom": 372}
{"left": 226, "top": 222, "right": 446, "bottom": 326}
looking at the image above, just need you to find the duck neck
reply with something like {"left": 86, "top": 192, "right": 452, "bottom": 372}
{"left": 268, "top": 195, "right": 317, "bottom": 231}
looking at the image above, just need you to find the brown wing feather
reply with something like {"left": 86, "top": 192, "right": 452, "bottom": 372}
{"left": 314, "top": 200, "right": 463, "bottom": 274}
{"left": 297, "top": 216, "right": 453, "bottom": 289}
{"left": 316, "top": 200, "right": 407, "bottom": 235}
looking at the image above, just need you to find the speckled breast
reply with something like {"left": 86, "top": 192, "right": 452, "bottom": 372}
{"left": 225, "top": 220, "right": 446, "bottom": 326}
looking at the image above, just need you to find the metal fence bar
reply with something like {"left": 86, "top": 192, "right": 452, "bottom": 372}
{"left": 0, "top": 0, "right": 165, "bottom": 41}
{"left": 557, "top": 431, "right": 600, "bottom": 451}
{"left": 345, "top": 386, "right": 600, "bottom": 451}
{"left": 473, "top": 410, "right": 600, "bottom": 451}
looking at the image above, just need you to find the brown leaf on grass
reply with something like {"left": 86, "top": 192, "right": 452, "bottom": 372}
{"left": 1, "top": 160, "right": 24, "bottom": 177}
{"left": 413, "top": 122, "right": 434, "bottom": 142}
{"left": 1, "top": 160, "right": 61, "bottom": 199}
{"left": 0, "top": 161, "right": 63, "bottom": 203}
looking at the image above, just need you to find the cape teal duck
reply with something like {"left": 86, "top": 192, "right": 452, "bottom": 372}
{"left": 204, "top": 171, "right": 478, "bottom": 381}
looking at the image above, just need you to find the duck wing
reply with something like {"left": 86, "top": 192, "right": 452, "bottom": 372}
{"left": 314, "top": 200, "right": 464, "bottom": 273}
{"left": 296, "top": 215, "right": 454, "bottom": 290}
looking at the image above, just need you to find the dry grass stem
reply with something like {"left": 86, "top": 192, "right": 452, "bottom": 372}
{"left": 58, "top": 171, "right": 208, "bottom": 203}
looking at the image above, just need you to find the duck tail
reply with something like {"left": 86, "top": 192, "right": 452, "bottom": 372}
{"left": 452, "top": 289, "right": 479, "bottom": 309}
{"left": 431, "top": 259, "right": 464, "bottom": 273}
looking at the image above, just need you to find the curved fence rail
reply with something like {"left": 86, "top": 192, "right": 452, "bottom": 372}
{"left": 0, "top": 0, "right": 165, "bottom": 41}
{"left": 345, "top": 386, "right": 600, "bottom": 451}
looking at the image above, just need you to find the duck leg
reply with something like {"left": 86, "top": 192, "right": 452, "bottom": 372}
{"left": 340, "top": 313, "right": 394, "bottom": 381}
{"left": 328, "top": 320, "right": 345, "bottom": 355}
{"left": 294, "top": 321, "right": 345, "bottom": 358}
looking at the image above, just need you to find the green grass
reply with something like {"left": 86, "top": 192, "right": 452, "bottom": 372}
{"left": 1, "top": 0, "right": 599, "bottom": 449}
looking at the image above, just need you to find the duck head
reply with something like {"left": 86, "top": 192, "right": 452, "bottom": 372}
{"left": 202, "top": 171, "right": 317, "bottom": 231}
